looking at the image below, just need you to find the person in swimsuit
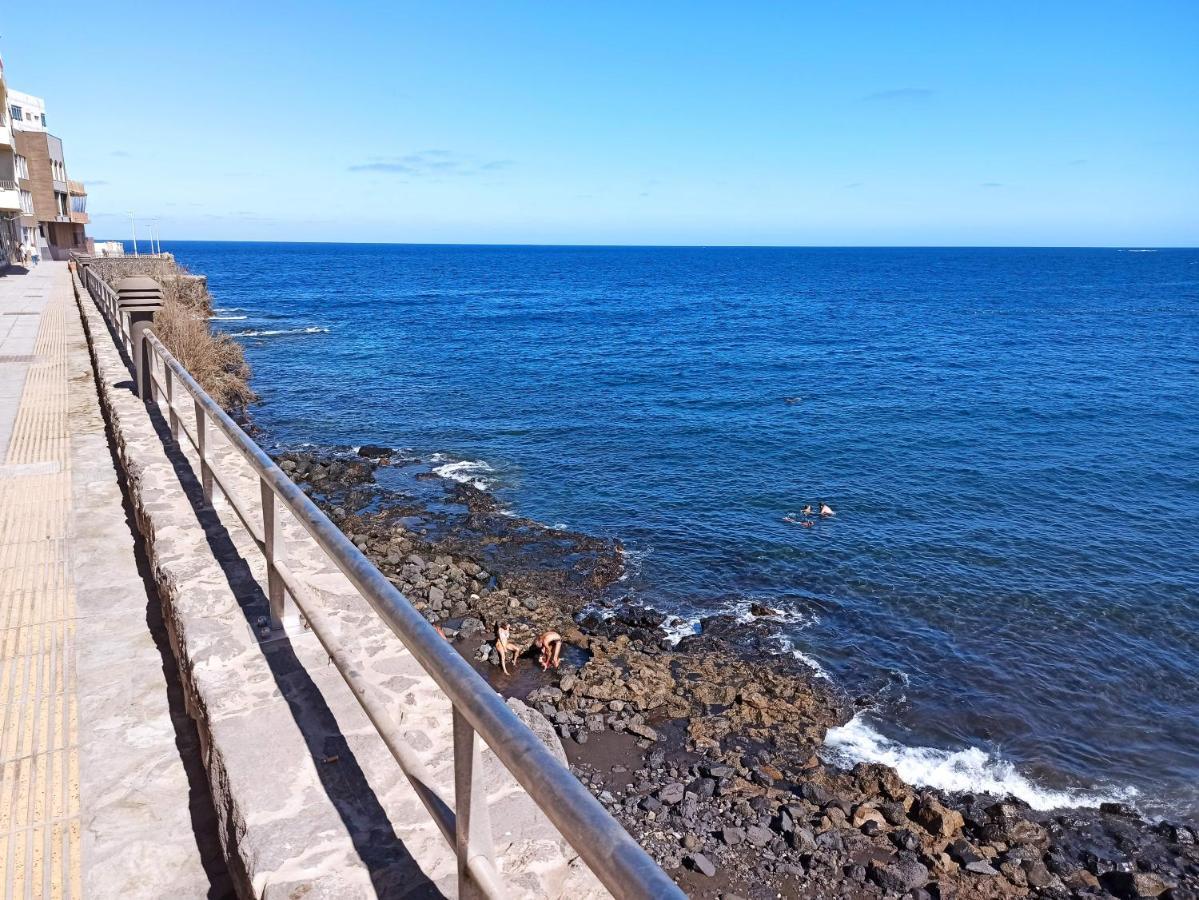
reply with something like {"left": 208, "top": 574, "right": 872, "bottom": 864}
{"left": 820, "top": 501, "right": 835, "bottom": 517}
{"left": 535, "top": 630, "right": 563, "bottom": 670}
{"left": 495, "top": 621, "right": 519, "bottom": 673}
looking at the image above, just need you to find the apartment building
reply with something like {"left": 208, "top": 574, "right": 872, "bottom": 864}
{"left": 9, "top": 87, "right": 89, "bottom": 260}
{"left": 0, "top": 59, "right": 22, "bottom": 266}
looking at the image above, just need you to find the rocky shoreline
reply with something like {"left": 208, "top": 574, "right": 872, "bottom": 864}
{"left": 276, "top": 445, "right": 1198, "bottom": 899}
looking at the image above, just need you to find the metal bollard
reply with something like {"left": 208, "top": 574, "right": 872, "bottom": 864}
{"left": 114, "top": 276, "right": 165, "bottom": 398}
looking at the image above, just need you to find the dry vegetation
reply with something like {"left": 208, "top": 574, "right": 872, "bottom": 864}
{"left": 89, "top": 256, "right": 256, "bottom": 413}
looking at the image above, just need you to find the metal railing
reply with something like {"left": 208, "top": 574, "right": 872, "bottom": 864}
{"left": 76, "top": 260, "right": 683, "bottom": 900}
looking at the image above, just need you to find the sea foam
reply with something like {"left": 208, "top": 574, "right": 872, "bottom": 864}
{"left": 231, "top": 326, "right": 330, "bottom": 337}
{"left": 432, "top": 457, "right": 495, "bottom": 490}
{"left": 823, "top": 713, "right": 1138, "bottom": 812}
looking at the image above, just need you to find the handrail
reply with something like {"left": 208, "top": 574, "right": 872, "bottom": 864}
{"left": 76, "top": 258, "right": 684, "bottom": 900}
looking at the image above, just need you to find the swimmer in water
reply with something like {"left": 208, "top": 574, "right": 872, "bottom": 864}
{"left": 820, "top": 502, "right": 835, "bottom": 517}
{"left": 802, "top": 520, "right": 814, "bottom": 528}
{"left": 495, "top": 621, "right": 518, "bottom": 674}
{"left": 535, "top": 630, "right": 563, "bottom": 670}
{"left": 802, "top": 505, "right": 814, "bottom": 516}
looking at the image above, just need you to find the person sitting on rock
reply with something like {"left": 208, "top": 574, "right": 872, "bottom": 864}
{"left": 495, "top": 622, "right": 518, "bottom": 673}
{"left": 535, "top": 630, "right": 563, "bottom": 670}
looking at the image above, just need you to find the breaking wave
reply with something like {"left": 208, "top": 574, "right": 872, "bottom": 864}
{"left": 823, "top": 712, "right": 1139, "bottom": 812}
{"left": 230, "top": 326, "right": 330, "bottom": 337}
{"left": 431, "top": 455, "right": 495, "bottom": 489}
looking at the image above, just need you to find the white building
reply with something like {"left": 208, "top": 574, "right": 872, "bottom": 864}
{"left": 7, "top": 89, "right": 47, "bottom": 133}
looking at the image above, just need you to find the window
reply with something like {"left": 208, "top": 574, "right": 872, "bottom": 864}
{"left": 9, "top": 105, "right": 21, "bottom": 122}
{"left": 71, "top": 194, "right": 86, "bottom": 213}
{"left": 14, "top": 155, "right": 28, "bottom": 179}
{"left": 40, "top": 113, "right": 46, "bottom": 127}
{"left": 20, "top": 190, "right": 33, "bottom": 215}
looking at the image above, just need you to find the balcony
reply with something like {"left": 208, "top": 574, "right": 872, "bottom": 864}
{"left": 0, "top": 179, "right": 20, "bottom": 213}
{"left": 70, "top": 211, "right": 89, "bottom": 225}
{"left": 68, "top": 179, "right": 86, "bottom": 195}
{"left": 0, "top": 119, "right": 11, "bottom": 148}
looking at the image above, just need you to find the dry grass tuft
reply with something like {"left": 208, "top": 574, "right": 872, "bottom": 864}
{"left": 90, "top": 256, "right": 256, "bottom": 413}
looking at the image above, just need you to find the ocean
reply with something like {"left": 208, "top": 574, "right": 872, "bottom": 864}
{"left": 156, "top": 241, "right": 1199, "bottom": 819}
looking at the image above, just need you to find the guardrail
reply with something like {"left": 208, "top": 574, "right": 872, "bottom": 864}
{"left": 75, "top": 258, "right": 684, "bottom": 900}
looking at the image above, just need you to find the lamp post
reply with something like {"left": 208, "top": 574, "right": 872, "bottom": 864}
{"left": 127, "top": 210, "right": 138, "bottom": 257}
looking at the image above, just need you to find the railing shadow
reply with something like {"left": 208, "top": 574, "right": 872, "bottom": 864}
{"left": 140, "top": 394, "right": 444, "bottom": 899}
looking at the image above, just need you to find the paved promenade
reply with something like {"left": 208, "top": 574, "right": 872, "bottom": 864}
{"left": 0, "top": 263, "right": 224, "bottom": 898}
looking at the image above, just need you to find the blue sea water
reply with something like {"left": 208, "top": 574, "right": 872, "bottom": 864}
{"left": 158, "top": 241, "right": 1199, "bottom": 819}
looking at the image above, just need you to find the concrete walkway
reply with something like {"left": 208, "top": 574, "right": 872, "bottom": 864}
{"left": 0, "top": 263, "right": 226, "bottom": 898}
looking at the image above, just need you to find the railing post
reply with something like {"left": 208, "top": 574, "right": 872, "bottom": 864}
{"left": 114, "top": 277, "right": 165, "bottom": 398}
{"left": 260, "top": 479, "right": 288, "bottom": 630}
{"left": 453, "top": 708, "right": 497, "bottom": 900}
{"left": 165, "top": 367, "right": 180, "bottom": 440}
{"left": 195, "top": 397, "right": 213, "bottom": 502}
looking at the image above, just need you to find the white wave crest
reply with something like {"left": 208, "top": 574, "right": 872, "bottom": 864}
{"left": 433, "top": 458, "right": 494, "bottom": 489}
{"left": 209, "top": 315, "right": 247, "bottom": 321}
{"left": 231, "top": 326, "right": 330, "bottom": 337}
{"left": 661, "top": 615, "right": 702, "bottom": 645}
{"left": 823, "top": 713, "right": 1139, "bottom": 811}
{"left": 213, "top": 307, "right": 244, "bottom": 313}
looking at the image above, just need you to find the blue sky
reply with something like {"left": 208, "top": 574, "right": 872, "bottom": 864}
{"left": 4, "top": 2, "right": 1197, "bottom": 245}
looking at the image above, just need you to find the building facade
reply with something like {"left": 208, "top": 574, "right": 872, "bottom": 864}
{"left": 0, "top": 59, "right": 23, "bottom": 266}
{"left": 8, "top": 87, "right": 89, "bottom": 260}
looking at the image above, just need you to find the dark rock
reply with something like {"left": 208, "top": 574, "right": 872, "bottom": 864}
{"left": 459, "top": 617, "right": 484, "bottom": 637}
{"left": 639, "top": 795, "right": 662, "bottom": 813}
{"left": 1100, "top": 871, "right": 1170, "bottom": 898}
{"left": 891, "top": 828, "right": 921, "bottom": 853}
{"left": 798, "top": 782, "right": 830, "bottom": 806}
{"left": 1156, "top": 822, "right": 1196, "bottom": 845}
{"left": 1100, "top": 802, "right": 1137, "bottom": 818}
{"left": 948, "top": 840, "right": 983, "bottom": 867}
{"left": 357, "top": 444, "right": 392, "bottom": 458}
{"left": 1022, "top": 859, "right": 1053, "bottom": 888}
{"left": 869, "top": 859, "right": 929, "bottom": 894}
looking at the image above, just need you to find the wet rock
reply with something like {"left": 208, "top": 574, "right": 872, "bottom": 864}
{"left": 357, "top": 444, "right": 392, "bottom": 458}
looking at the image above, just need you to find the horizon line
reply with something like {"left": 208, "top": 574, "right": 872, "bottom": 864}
{"left": 101, "top": 239, "right": 1196, "bottom": 251}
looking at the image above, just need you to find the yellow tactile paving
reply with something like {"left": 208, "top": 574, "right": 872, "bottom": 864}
{"left": 0, "top": 284, "right": 82, "bottom": 900}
